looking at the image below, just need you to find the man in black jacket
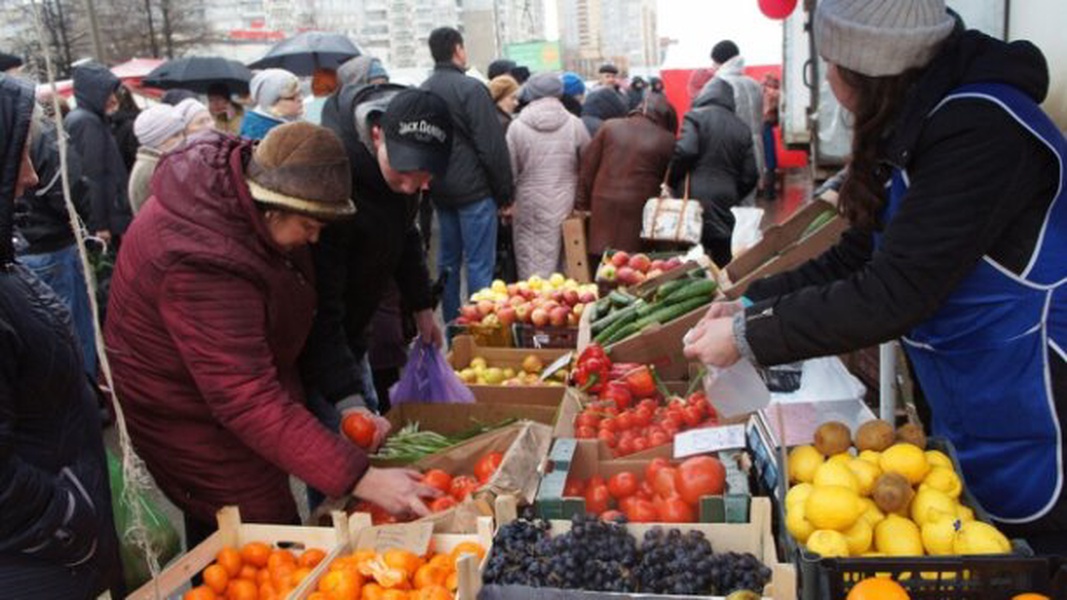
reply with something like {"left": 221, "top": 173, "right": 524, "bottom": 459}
{"left": 420, "top": 27, "right": 513, "bottom": 322}
{"left": 64, "top": 62, "right": 132, "bottom": 247}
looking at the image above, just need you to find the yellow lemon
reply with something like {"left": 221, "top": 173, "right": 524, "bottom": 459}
{"left": 925, "top": 449, "right": 953, "bottom": 470}
{"left": 858, "top": 450, "right": 882, "bottom": 465}
{"left": 814, "top": 461, "right": 861, "bottom": 494}
{"left": 848, "top": 458, "right": 882, "bottom": 497}
{"left": 786, "top": 503, "right": 816, "bottom": 543}
{"left": 880, "top": 443, "right": 931, "bottom": 485}
{"left": 859, "top": 498, "right": 886, "bottom": 527}
{"left": 805, "top": 485, "right": 864, "bottom": 531}
{"left": 921, "top": 466, "right": 963, "bottom": 499}
{"left": 956, "top": 504, "right": 976, "bottom": 522}
{"left": 788, "top": 445, "right": 825, "bottom": 484}
{"left": 953, "top": 521, "right": 1011, "bottom": 555}
{"left": 843, "top": 518, "right": 873, "bottom": 555}
{"left": 785, "top": 483, "right": 814, "bottom": 510}
{"left": 921, "top": 513, "right": 959, "bottom": 556}
{"left": 874, "top": 514, "right": 924, "bottom": 556}
{"left": 910, "top": 487, "right": 959, "bottom": 526}
{"left": 806, "top": 530, "right": 850, "bottom": 558}
{"left": 827, "top": 452, "right": 854, "bottom": 466}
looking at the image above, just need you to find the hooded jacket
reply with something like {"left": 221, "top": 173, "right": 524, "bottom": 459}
{"left": 580, "top": 87, "right": 628, "bottom": 138}
{"left": 576, "top": 96, "right": 677, "bottom": 255}
{"left": 701, "top": 55, "right": 765, "bottom": 178}
{"left": 104, "top": 131, "right": 369, "bottom": 524}
{"left": 15, "top": 119, "right": 90, "bottom": 254}
{"left": 671, "top": 78, "right": 758, "bottom": 242}
{"left": 740, "top": 30, "right": 1065, "bottom": 531}
{"left": 420, "top": 63, "right": 513, "bottom": 207}
{"left": 303, "top": 83, "right": 435, "bottom": 404}
{"left": 126, "top": 145, "right": 161, "bottom": 214}
{"left": 506, "top": 97, "right": 590, "bottom": 278}
{"left": 64, "top": 63, "right": 132, "bottom": 236}
{"left": 0, "top": 74, "right": 123, "bottom": 599}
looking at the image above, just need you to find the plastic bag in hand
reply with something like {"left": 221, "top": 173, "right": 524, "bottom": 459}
{"left": 390, "top": 339, "right": 476, "bottom": 405}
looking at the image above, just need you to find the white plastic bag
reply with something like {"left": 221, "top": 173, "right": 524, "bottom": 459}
{"left": 730, "top": 206, "right": 764, "bottom": 256}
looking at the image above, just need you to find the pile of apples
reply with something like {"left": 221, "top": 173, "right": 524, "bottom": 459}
{"left": 596, "top": 251, "right": 684, "bottom": 287}
{"left": 455, "top": 355, "right": 567, "bottom": 387}
{"left": 455, "top": 273, "right": 598, "bottom": 329}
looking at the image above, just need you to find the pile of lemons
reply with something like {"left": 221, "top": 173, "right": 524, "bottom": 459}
{"left": 784, "top": 419, "right": 1011, "bottom": 558}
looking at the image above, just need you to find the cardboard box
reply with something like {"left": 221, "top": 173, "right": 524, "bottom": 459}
{"left": 562, "top": 216, "right": 591, "bottom": 283}
{"left": 448, "top": 335, "right": 570, "bottom": 406}
{"left": 722, "top": 199, "right": 847, "bottom": 299}
{"left": 292, "top": 513, "right": 494, "bottom": 600}
{"left": 128, "top": 507, "right": 346, "bottom": 600}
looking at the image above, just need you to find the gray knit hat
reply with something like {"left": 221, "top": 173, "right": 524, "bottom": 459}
{"left": 815, "top": 0, "right": 955, "bottom": 77}
{"left": 524, "top": 72, "right": 563, "bottom": 101}
{"left": 249, "top": 68, "right": 300, "bottom": 110}
{"left": 174, "top": 98, "right": 209, "bottom": 126}
{"left": 133, "top": 104, "right": 185, "bottom": 149}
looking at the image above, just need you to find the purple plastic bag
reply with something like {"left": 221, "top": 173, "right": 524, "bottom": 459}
{"left": 390, "top": 339, "right": 476, "bottom": 405}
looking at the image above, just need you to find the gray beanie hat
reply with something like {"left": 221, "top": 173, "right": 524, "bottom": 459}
{"left": 815, "top": 0, "right": 955, "bottom": 77}
{"left": 249, "top": 68, "right": 300, "bottom": 110}
{"left": 133, "top": 104, "right": 186, "bottom": 149}
{"left": 174, "top": 98, "right": 209, "bottom": 126}
{"left": 524, "top": 71, "right": 563, "bottom": 101}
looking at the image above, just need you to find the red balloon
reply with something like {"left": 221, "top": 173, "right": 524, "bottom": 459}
{"left": 758, "top": 0, "right": 797, "bottom": 20}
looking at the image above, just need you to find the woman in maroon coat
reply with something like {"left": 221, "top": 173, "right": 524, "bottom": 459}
{"left": 104, "top": 123, "right": 440, "bottom": 545}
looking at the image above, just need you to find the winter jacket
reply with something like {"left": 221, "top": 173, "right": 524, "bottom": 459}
{"left": 64, "top": 64, "right": 132, "bottom": 236}
{"left": 495, "top": 106, "right": 513, "bottom": 132}
{"left": 702, "top": 56, "right": 765, "bottom": 178}
{"left": 304, "top": 83, "right": 435, "bottom": 404}
{"left": 507, "top": 97, "right": 590, "bottom": 278}
{"left": 239, "top": 108, "right": 285, "bottom": 140}
{"left": 15, "top": 120, "right": 90, "bottom": 255}
{"left": 576, "top": 105, "right": 676, "bottom": 255}
{"left": 740, "top": 30, "right": 1066, "bottom": 532}
{"left": 671, "top": 79, "right": 758, "bottom": 247}
{"left": 0, "top": 73, "right": 123, "bottom": 600}
{"left": 109, "top": 108, "right": 139, "bottom": 172}
{"left": 104, "top": 131, "right": 369, "bottom": 525}
{"left": 580, "top": 88, "right": 628, "bottom": 138}
{"left": 420, "top": 63, "right": 513, "bottom": 207}
{"left": 127, "top": 146, "right": 160, "bottom": 215}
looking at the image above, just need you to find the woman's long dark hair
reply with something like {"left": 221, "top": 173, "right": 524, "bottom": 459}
{"left": 835, "top": 65, "right": 922, "bottom": 230}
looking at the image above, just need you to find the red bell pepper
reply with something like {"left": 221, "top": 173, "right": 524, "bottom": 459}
{"left": 620, "top": 365, "right": 669, "bottom": 399}
{"left": 601, "top": 380, "right": 633, "bottom": 411}
{"left": 573, "top": 344, "right": 612, "bottom": 394}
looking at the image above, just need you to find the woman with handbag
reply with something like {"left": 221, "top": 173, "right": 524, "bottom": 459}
{"left": 670, "top": 78, "right": 758, "bottom": 266}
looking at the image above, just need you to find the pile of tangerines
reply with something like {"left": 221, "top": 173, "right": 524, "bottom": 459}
{"left": 182, "top": 542, "right": 326, "bottom": 599}
{"left": 310, "top": 541, "right": 486, "bottom": 600}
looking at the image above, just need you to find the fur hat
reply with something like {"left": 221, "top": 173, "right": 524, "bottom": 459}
{"left": 133, "top": 104, "right": 186, "bottom": 149}
{"left": 245, "top": 122, "right": 355, "bottom": 220}
{"left": 488, "top": 75, "right": 519, "bottom": 103}
{"left": 815, "top": 0, "right": 955, "bottom": 76}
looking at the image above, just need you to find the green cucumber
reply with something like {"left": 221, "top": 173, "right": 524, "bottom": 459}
{"left": 594, "top": 308, "right": 640, "bottom": 344}
{"left": 649, "top": 295, "right": 714, "bottom": 324}
{"left": 661, "top": 278, "right": 718, "bottom": 305}
{"left": 609, "top": 290, "right": 636, "bottom": 308}
{"left": 801, "top": 210, "right": 837, "bottom": 239}
{"left": 591, "top": 299, "right": 644, "bottom": 335}
{"left": 604, "top": 322, "right": 641, "bottom": 346}
{"left": 653, "top": 279, "right": 690, "bottom": 302}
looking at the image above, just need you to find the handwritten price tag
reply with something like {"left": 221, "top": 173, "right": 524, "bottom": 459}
{"left": 673, "top": 425, "right": 747, "bottom": 458}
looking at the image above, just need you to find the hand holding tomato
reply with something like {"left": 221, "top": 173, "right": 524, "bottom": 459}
{"left": 341, "top": 408, "right": 391, "bottom": 451}
{"left": 352, "top": 467, "right": 441, "bottom": 517}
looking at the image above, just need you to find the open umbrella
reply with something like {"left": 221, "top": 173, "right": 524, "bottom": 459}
{"left": 248, "top": 31, "right": 361, "bottom": 76}
{"left": 143, "top": 56, "right": 253, "bottom": 94}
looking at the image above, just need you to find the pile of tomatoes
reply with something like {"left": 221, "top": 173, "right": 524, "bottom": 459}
{"left": 351, "top": 452, "right": 504, "bottom": 524}
{"left": 575, "top": 391, "right": 719, "bottom": 457}
{"left": 564, "top": 456, "right": 727, "bottom": 523}
{"left": 182, "top": 542, "right": 327, "bottom": 600}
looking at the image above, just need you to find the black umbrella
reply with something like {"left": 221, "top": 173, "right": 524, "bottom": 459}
{"left": 247, "top": 31, "right": 361, "bottom": 76}
{"left": 143, "top": 56, "right": 253, "bottom": 95}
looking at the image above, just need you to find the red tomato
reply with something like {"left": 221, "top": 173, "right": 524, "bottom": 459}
{"left": 649, "top": 430, "right": 670, "bottom": 448}
{"left": 632, "top": 436, "right": 649, "bottom": 453}
{"left": 450, "top": 475, "right": 480, "bottom": 501}
{"left": 600, "top": 510, "right": 626, "bottom": 523}
{"left": 624, "top": 498, "right": 659, "bottom": 523}
{"left": 683, "top": 405, "right": 704, "bottom": 428}
{"left": 597, "top": 429, "right": 617, "bottom": 448}
{"left": 645, "top": 457, "right": 671, "bottom": 483}
{"left": 664, "top": 411, "right": 685, "bottom": 430}
{"left": 563, "top": 477, "right": 586, "bottom": 497}
{"left": 474, "top": 452, "right": 504, "bottom": 483}
{"left": 633, "top": 407, "right": 653, "bottom": 428}
{"left": 584, "top": 484, "right": 612, "bottom": 515}
{"left": 430, "top": 496, "right": 457, "bottom": 513}
{"left": 606, "top": 472, "right": 639, "bottom": 500}
{"left": 588, "top": 475, "right": 606, "bottom": 488}
{"left": 602, "top": 381, "right": 633, "bottom": 411}
{"left": 636, "top": 480, "right": 655, "bottom": 500}
{"left": 616, "top": 412, "right": 635, "bottom": 431}
{"left": 658, "top": 497, "right": 696, "bottom": 523}
{"left": 576, "top": 425, "right": 597, "bottom": 439}
{"left": 652, "top": 466, "right": 679, "bottom": 498}
{"left": 422, "top": 469, "right": 453, "bottom": 494}
{"left": 663, "top": 421, "right": 681, "bottom": 439}
{"left": 617, "top": 495, "right": 638, "bottom": 515}
{"left": 576, "top": 411, "right": 601, "bottom": 429}
{"left": 615, "top": 437, "right": 636, "bottom": 457}
{"left": 341, "top": 413, "right": 376, "bottom": 448}
{"left": 674, "top": 456, "right": 726, "bottom": 505}
{"left": 638, "top": 399, "right": 659, "bottom": 413}
{"left": 599, "top": 417, "right": 618, "bottom": 433}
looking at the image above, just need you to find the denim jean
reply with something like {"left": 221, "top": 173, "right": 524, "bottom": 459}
{"left": 437, "top": 198, "right": 498, "bottom": 323}
{"left": 20, "top": 244, "right": 98, "bottom": 376}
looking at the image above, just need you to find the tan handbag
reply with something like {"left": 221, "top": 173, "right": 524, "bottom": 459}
{"left": 640, "top": 171, "right": 703, "bottom": 245}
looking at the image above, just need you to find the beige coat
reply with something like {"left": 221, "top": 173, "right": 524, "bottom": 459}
{"left": 127, "top": 146, "right": 161, "bottom": 215}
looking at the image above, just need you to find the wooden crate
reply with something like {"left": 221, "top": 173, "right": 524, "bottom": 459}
{"left": 448, "top": 334, "right": 569, "bottom": 406}
{"left": 562, "top": 216, "right": 591, "bottom": 283}
{"left": 127, "top": 506, "right": 346, "bottom": 600}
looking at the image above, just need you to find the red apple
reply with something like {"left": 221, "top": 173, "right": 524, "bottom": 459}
{"left": 646, "top": 269, "right": 663, "bottom": 280}
{"left": 562, "top": 289, "right": 580, "bottom": 306}
{"left": 628, "top": 253, "right": 652, "bottom": 273}
{"left": 531, "top": 307, "right": 549, "bottom": 327}
{"left": 514, "top": 304, "right": 530, "bottom": 323}
{"left": 650, "top": 259, "right": 667, "bottom": 272}
{"left": 550, "top": 290, "right": 564, "bottom": 303}
{"left": 519, "top": 287, "right": 537, "bottom": 300}
{"left": 506, "top": 283, "right": 519, "bottom": 296}
{"left": 578, "top": 291, "right": 597, "bottom": 304}
{"left": 460, "top": 304, "right": 481, "bottom": 321}
{"left": 616, "top": 266, "right": 638, "bottom": 286}
{"left": 549, "top": 306, "right": 570, "bottom": 327}
{"left": 567, "top": 312, "right": 580, "bottom": 327}
{"left": 481, "top": 313, "right": 500, "bottom": 327}
{"left": 611, "top": 251, "right": 630, "bottom": 268}
{"left": 508, "top": 295, "right": 525, "bottom": 307}
{"left": 456, "top": 316, "right": 470, "bottom": 325}
{"left": 598, "top": 264, "right": 617, "bottom": 281}
{"left": 497, "top": 306, "right": 517, "bottom": 326}
{"left": 633, "top": 271, "right": 647, "bottom": 283}
{"left": 665, "top": 256, "right": 683, "bottom": 270}
{"left": 477, "top": 299, "right": 495, "bottom": 316}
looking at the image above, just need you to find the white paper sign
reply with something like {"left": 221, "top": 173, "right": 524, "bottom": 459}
{"left": 673, "top": 424, "right": 748, "bottom": 458}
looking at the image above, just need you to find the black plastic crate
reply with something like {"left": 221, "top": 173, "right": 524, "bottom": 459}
{"left": 512, "top": 323, "right": 579, "bottom": 349}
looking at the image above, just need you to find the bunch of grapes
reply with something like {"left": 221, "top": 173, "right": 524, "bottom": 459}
{"left": 706, "top": 551, "right": 773, "bottom": 595}
{"left": 633, "top": 527, "right": 715, "bottom": 595}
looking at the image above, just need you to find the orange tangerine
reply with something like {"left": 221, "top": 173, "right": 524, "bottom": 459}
{"left": 202, "top": 564, "right": 230, "bottom": 595}
{"left": 300, "top": 548, "right": 327, "bottom": 569}
{"left": 240, "top": 542, "right": 272, "bottom": 569}
{"left": 182, "top": 586, "right": 217, "bottom": 600}
{"left": 362, "top": 582, "right": 386, "bottom": 600}
{"left": 216, "top": 546, "right": 243, "bottom": 578}
{"left": 267, "top": 549, "right": 297, "bottom": 574}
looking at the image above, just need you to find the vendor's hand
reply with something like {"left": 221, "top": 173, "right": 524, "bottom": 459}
{"left": 683, "top": 317, "right": 741, "bottom": 368}
{"left": 352, "top": 467, "right": 441, "bottom": 517}
{"left": 701, "top": 300, "right": 744, "bottom": 323}
{"left": 415, "top": 308, "right": 443, "bottom": 349}
{"left": 341, "top": 406, "right": 392, "bottom": 451}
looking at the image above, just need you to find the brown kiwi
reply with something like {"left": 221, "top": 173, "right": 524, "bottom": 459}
{"left": 896, "top": 423, "right": 928, "bottom": 450}
{"left": 813, "top": 421, "right": 852, "bottom": 456}
{"left": 855, "top": 419, "right": 896, "bottom": 452}
{"left": 872, "top": 472, "right": 915, "bottom": 514}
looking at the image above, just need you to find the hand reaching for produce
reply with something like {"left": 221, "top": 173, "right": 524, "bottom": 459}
{"left": 342, "top": 408, "right": 391, "bottom": 451}
{"left": 352, "top": 467, "right": 442, "bottom": 517}
{"left": 683, "top": 317, "right": 741, "bottom": 367}
{"left": 415, "top": 308, "right": 443, "bottom": 349}
{"left": 701, "top": 299, "right": 744, "bottom": 323}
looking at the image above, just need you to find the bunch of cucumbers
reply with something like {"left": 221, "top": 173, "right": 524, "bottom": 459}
{"left": 588, "top": 269, "right": 717, "bottom": 346}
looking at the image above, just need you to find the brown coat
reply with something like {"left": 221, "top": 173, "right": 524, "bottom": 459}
{"left": 576, "top": 105, "right": 676, "bottom": 254}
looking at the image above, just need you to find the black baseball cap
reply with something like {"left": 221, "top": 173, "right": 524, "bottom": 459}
{"left": 380, "top": 89, "right": 453, "bottom": 177}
